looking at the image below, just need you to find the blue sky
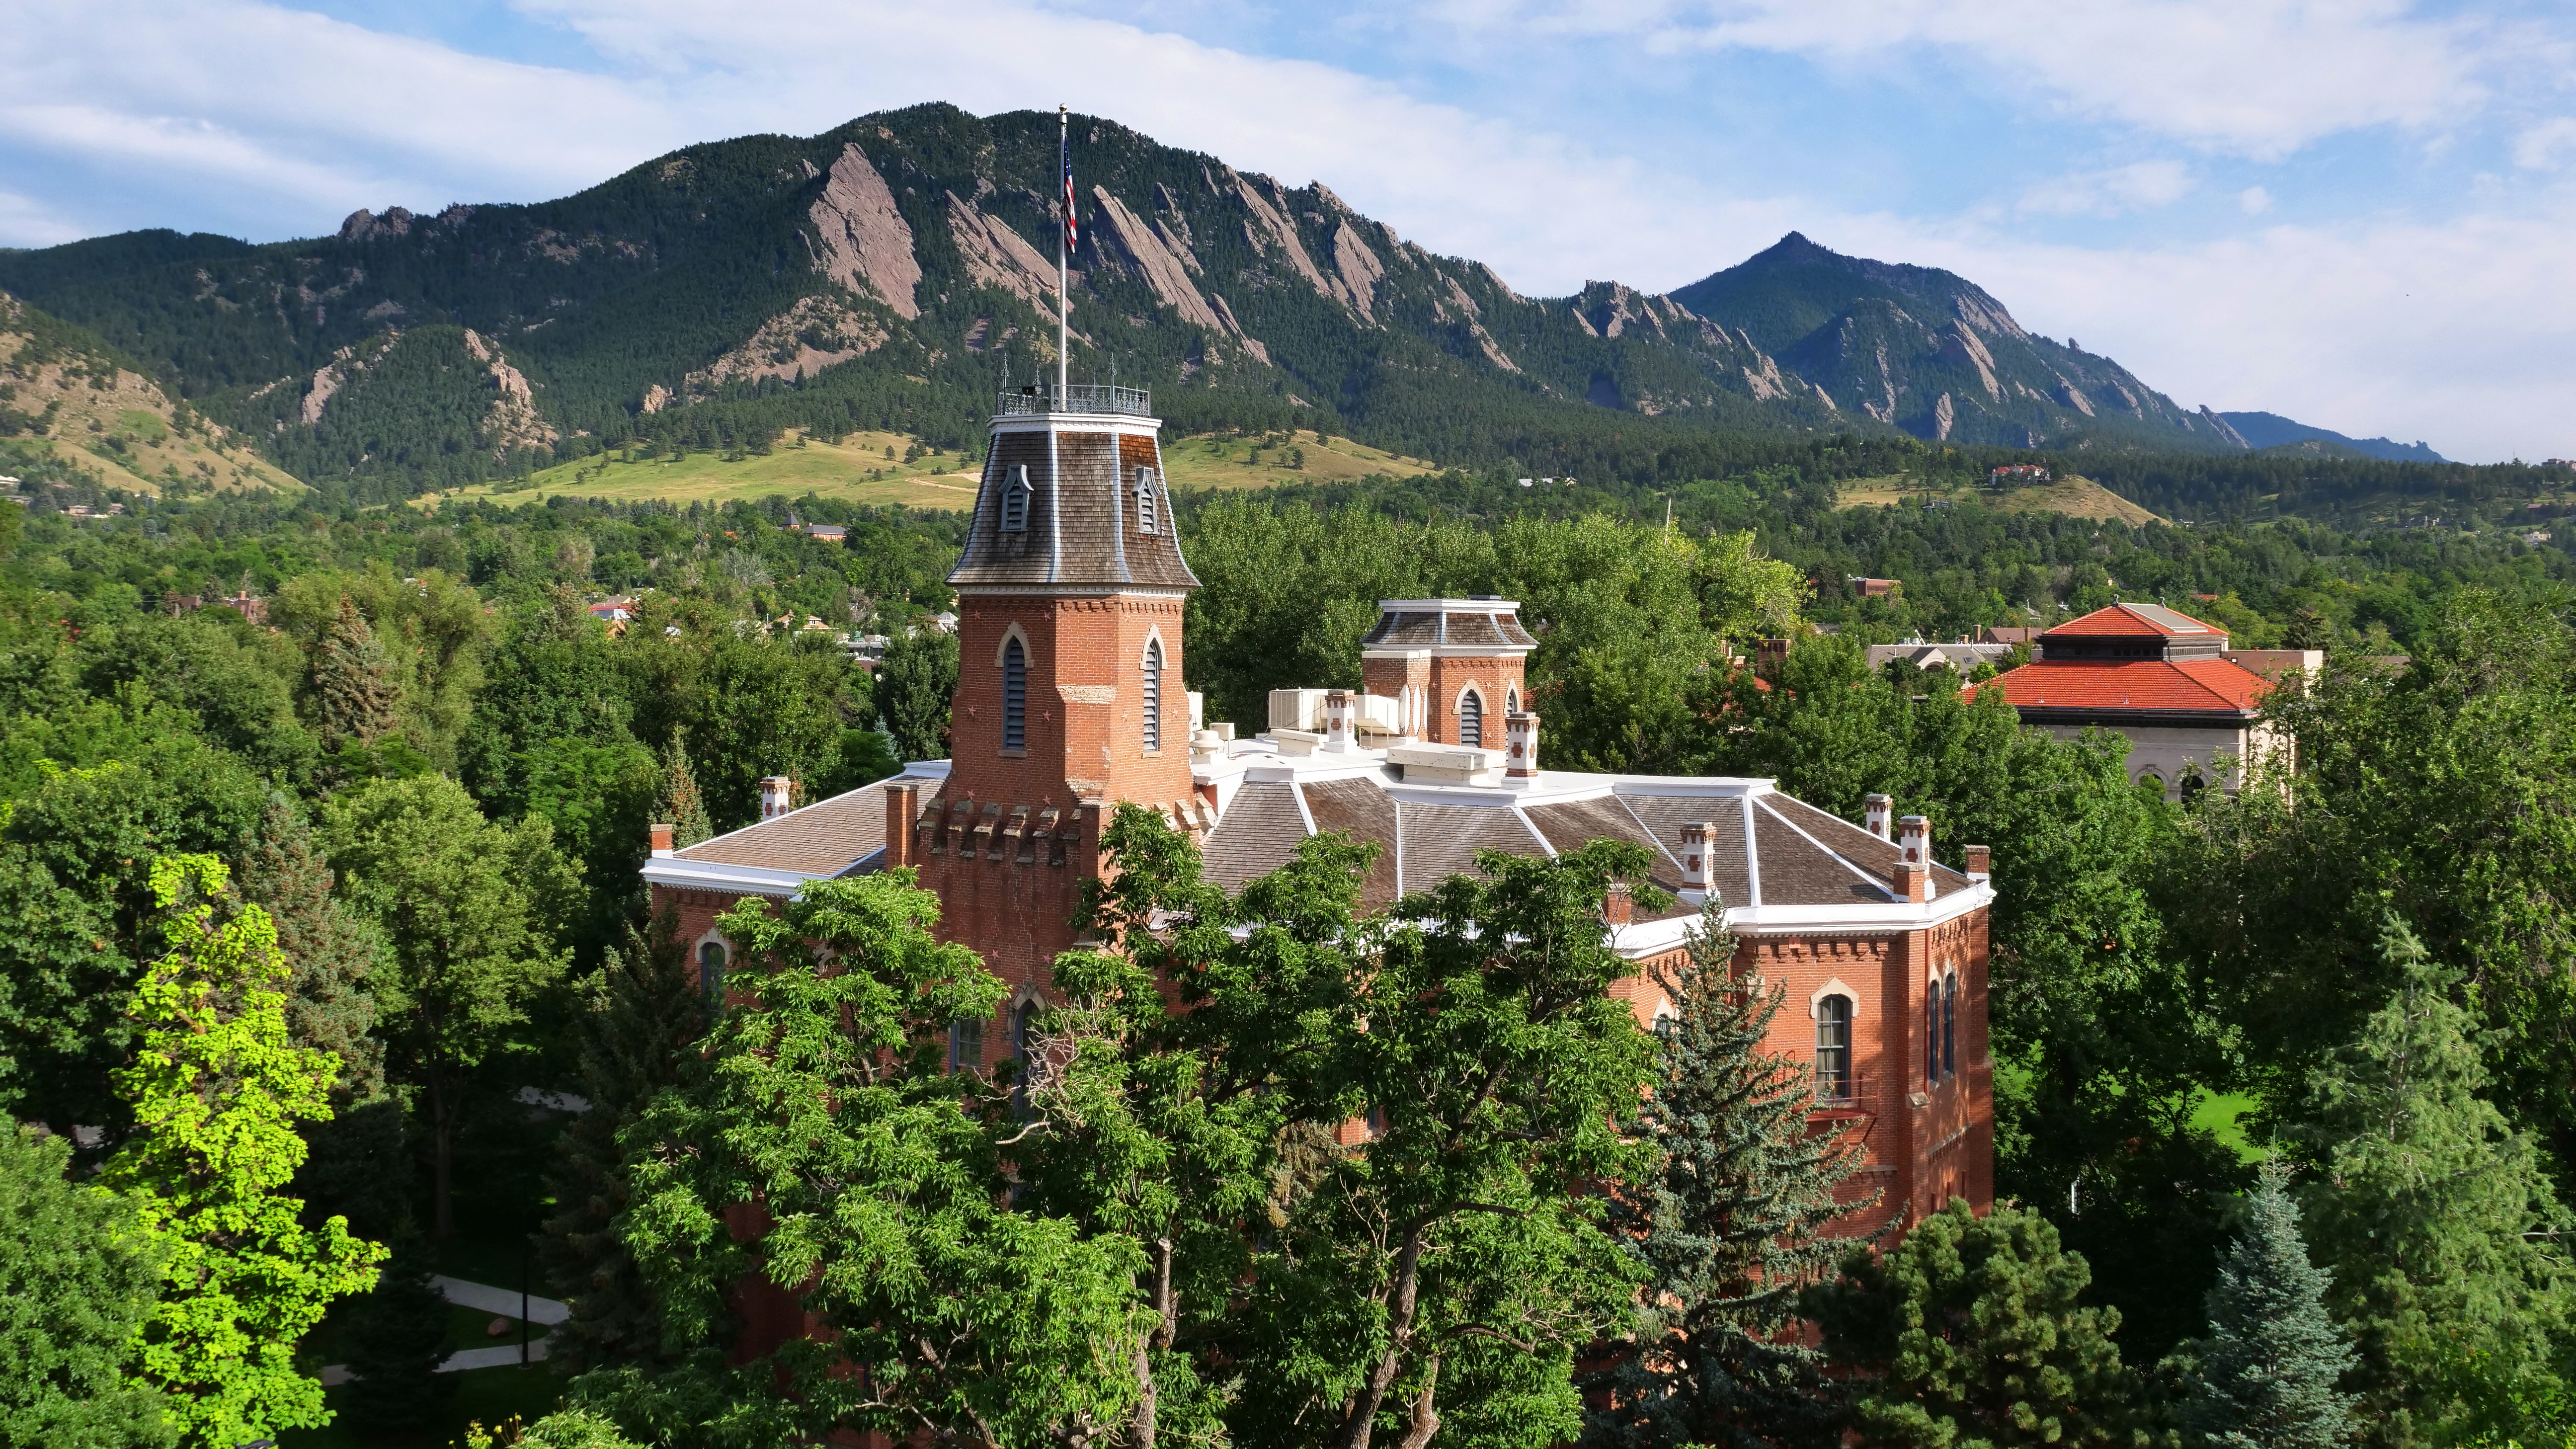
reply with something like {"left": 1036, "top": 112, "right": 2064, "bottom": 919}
{"left": 3, "top": 0, "right": 2573, "bottom": 461}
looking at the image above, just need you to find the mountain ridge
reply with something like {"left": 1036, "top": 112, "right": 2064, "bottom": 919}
{"left": 0, "top": 102, "right": 2380, "bottom": 495}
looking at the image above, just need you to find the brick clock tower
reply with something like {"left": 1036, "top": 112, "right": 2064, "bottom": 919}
{"left": 883, "top": 384, "right": 1200, "bottom": 1035}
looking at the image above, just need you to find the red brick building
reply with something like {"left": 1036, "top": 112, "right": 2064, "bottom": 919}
{"left": 643, "top": 387, "right": 1996, "bottom": 1231}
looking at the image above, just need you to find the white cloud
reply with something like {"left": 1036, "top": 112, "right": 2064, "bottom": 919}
{"left": 2017, "top": 160, "right": 2194, "bottom": 217}
{"left": 2237, "top": 185, "right": 2273, "bottom": 215}
{"left": 1434, "top": 0, "right": 2491, "bottom": 160}
{"left": 2513, "top": 116, "right": 2576, "bottom": 169}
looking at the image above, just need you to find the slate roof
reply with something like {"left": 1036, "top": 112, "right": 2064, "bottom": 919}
{"left": 948, "top": 424, "right": 1200, "bottom": 590}
{"left": 670, "top": 779, "right": 905, "bottom": 878}
{"left": 2043, "top": 602, "right": 2223, "bottom": 638}
{"left": 1983, "top": 656, "right": 2270, "bottom": 714}
{"left": 1195, "top": 769, "right": 1973, "bottom": 920}
{"left": 1362, "top": 602, "right": 1538, "bottom": 650}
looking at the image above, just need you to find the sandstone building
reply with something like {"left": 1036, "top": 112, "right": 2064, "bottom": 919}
{"left": 644, "top": 385, "right": 1997, "bottom": 1229}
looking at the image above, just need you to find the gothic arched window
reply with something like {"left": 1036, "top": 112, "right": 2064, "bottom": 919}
{"left": 1134, "top": 466, "right": 1159, "bottom": 534}
{"left": 1927, "top": 977, "right": 1941, "bottom": 1085}
{"left": 1941, "top": 971, "right": 1958, "bottom": 1078}
{"left": 1142, "top": 638, "right": 1164, "bottom": 753}
{"left": 1000, "top": 465, "right": 1033, "bottom": 533}
{"left": 1458, "top": 687, "right": 1484, "bottom": 747}
{"left": 1815, "top": 994, "right": 1852, "bottom": 1100}
{"left": 1002, "top": 637, "right": 1027, "bottom": 750}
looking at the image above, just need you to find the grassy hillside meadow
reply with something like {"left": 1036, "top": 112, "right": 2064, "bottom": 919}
{"left": 1837, "top": 471, "right": 2165, "bottom": 526}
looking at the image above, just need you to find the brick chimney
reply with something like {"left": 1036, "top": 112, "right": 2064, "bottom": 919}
{"left": 1964, "top": 844, "right": 1991, "bottom": 883}
{"left": 1897, "top": 814, "right": 1931, "bottom": 903}
{"left": 1865, "top": 793, "right": 1894, "bottom": 840}
{"left": 1505, "top": 711, "right": 1540, "bottom": 782}
{"left": 1604, "top": 881, "right": 1633, "bottom": 929}
{"left": 760, "top": 776, "right": 795, "bottom": 821}
{"left": 649, "top": 822, "right": 674, "bottom": 858}
{"left": 885, "top": 780, "right": 919, "bottom": 870}
{"left": 1679, "top": 820, "right": 1711, "bottom": 894}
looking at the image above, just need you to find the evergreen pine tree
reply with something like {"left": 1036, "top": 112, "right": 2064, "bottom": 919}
{"left": 1806, "top": 1201, "right": 2151, "bottom": 1449}
{"left": 2284, "top": 916, "right": 2571, "bottom": 1446}
{"left": 2180, "top": 1161, "right": 2357, "bottom": 1449}
{"left": 335, "top": 1232, "right": 455, "bottom": 1435}
{"left": 236, "top": 799, "right": 385, "bottom": 1098}
{"left": 309, "top": 595, "right": 401, "bottom": 748}
{"left": 1590, "top": 904, "right": 1874, "bottom": 1449}
{"left": 656, "top": 738, "right": 714, "bottom": 849}
{"left": 536, "top": 907, "right": 702, "bottom": 1372}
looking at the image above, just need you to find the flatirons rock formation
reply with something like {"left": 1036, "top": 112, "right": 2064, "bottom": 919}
{"left": 0, "top": 104, "right": 2283, "bottom": 489}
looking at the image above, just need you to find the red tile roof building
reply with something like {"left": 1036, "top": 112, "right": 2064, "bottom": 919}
{"left": 644, "top": 390, "right": 1998, "bottom": 1347}
{"left": 1979, "top": 602, "right": 2308, "bottom": 797}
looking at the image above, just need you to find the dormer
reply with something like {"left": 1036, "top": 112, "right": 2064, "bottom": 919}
{"left": 1132, "top": 465, "right": 1160, "bottom": 535}
{"left": 1000, "top": 465, "right": 1034, "bottom": 533}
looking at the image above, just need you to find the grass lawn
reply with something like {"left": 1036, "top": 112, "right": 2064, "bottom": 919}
{"left": 1835, "top": 472, "right": 2164, "bottom": 526}
{"left": 2191, "top": 1088, "right": 2266, "bottom": 1162}
{"left": 421, "top": 426, "right": 1439, "bottom": 512}
{"left": 280, "top": 1364, "right": 568, "bottom": 1449}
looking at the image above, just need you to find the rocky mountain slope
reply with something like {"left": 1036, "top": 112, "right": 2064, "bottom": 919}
{"left": 0, "top": 291, "right": 302, "bottom": 495}
{"left": 0, "top": 103, "right": 2299, "bottom": 495}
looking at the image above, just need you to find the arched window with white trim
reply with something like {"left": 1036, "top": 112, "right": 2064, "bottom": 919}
{"left": 1458, "top": 686, "right": 1485, "bottom": 747}
{"left": 1142, "top": 638, "right": 1164, "bottom": 753}
{"left": 1002, "top": 637, "right": 1027, "bottom": 750}
{"left": 698, "top": 939, "right": 728, "bottom": 1019}
{"left": 1926, "top": 976, "right": 1941, "bottom": 1085}
{"left": 1133, "top": 466, "right": 1159, "bottom": 534}
{"left": 1505, "top": 684, "right": 1520, "bottom": 714}
{"left": 1000, "top": 465, "right": 1033, "bottom": 532}
{"left": 1815, "top": 993, "right": 1852, "bottom": 1100}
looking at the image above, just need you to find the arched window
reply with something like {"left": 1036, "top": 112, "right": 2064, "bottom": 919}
{"left": 1458, "top": 687, "right": 1484, "bottom": 747}
{"left": 1941, "top": 972, "right": 1958, "bottom": 1078}
{"left": 1505, "top": 684, "right": 1520, "bottom": 714}
{"left": 1142, "top": 639, "right": 1164, "bottom": 753}
{"left": 950, "top": 1014, "right": 985, "bottom": 1075}
{"left": 2137, "top": 770, "right": 2166, "bottom": 797}
{"left": 1815, "top": 994, "right": 1852, "bottom": 1100}
{"left": 1000, "top": 465, "right": 1033, "bottom": 533}
{"left": 1651, "top": 1007, "right": 1678, "bottom": 1042}
{"left": 1133, "top": 466, "right": 1159, "bottom": 534}
{"left": 698, "top": 940, "right": 728, "bottom": 1018}
{"left": 1002, "top": 637, "right": 1027, "bottom": 750}
{"left": 2180, "top": 772, "right": 2207, "bottom": 803}
{"left": 1010, "top": 998, "right": 1039, "bottom": 1117}
{"left": 1927, "top": 978, "right": 1941, "bottom": 1086}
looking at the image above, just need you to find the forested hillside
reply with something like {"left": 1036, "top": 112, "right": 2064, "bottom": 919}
{"left": 2, "top": 101, "right": 2465, "bottom": 521}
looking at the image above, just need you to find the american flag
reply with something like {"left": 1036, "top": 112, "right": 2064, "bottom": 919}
{"left": 1060, "top": 127, "right": 1078, "bottom": 254}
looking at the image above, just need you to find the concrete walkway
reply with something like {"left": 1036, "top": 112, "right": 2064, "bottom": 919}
{"left": 318, "top": 1276, "right": 569, "bottom": 1383}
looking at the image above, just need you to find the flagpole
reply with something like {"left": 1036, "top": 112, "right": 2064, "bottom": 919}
{"left": 1057, "top": 104, "right": 1070, "bottom": 405}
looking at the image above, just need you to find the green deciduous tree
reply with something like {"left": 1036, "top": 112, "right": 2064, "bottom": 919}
{"left": 2283, "top": 917, "right": 2571, "bottom": 1447}
{"left": 102, "top": 855, "right": 384, "bottom": 1449}
{"left": 0, "top": 1121, "right": 173, "bottom": 1449}
{"left": 1239, "top": 840, "right": 1663, "bottom": 1449}
{"left": 876, "top": 626, "right": 959, "bottom": 764}
{"left": 589, "top": 871, "right": 1149, "bottom": 1448}
{"left": 1807, "top": 1200, "right": 2158, "bottom": 1449}
{"left": 1590, "top": 904, "right": 1876, "bottom": 1449}
{"left": 2179, "top": 1162, "right": 2357, "bottom": 1449}
{"left": 322, "top": 776, "right": 575, "bottom": 1237}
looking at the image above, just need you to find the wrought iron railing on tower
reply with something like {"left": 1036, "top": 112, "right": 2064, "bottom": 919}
{"left": 994, "top": 384, "right": 1152, "bottom": 417}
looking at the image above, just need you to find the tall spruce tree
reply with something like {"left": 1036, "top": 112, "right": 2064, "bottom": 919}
{"left": 538, "top": 908, "right": 704, "bottom": 1373}
{"left": 1589, "top": 904, "right": 1875, "bottom": 1449}
{"left": 655, "top": 739, "right": 714, "bottom": 849}
{"left": 2180, "top": 1161, "right": 2357, "bottom": 1449}
{"left": 308, "top": 596, "right": 400, "bottom": 749}
{"left": 2283, "top": 916, "right": 2572, "bottom": 1447}
{"left": 237, "top": 799, "right": 384, "bottom": 1098}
